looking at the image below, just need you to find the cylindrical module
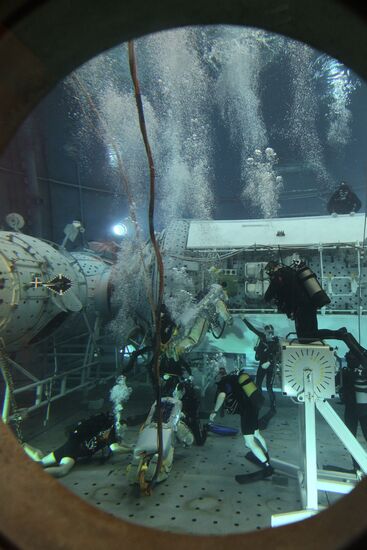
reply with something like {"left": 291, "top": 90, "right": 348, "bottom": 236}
{"left": 0, "top": 231, "right": 112, "bottom": 352}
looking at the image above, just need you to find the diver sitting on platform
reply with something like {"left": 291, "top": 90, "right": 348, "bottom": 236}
{"left": 327, "top": 182, "right": 361, "bottom": 215}
{"left": 23, "top": 412, "right": 132, "bottom": 477}
{"left": 243, "top": 318, "right": 280, "bottom": 429}
{"left": 210, "top": 369, "right": 273, "bottom": 483}
{"left": 264, "top": 260, "right": 367, "bottom": 370}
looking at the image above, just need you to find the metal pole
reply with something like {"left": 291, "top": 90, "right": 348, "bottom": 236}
{"left": 357, "top": 246, "right": 362, "bottom": 343}
{"left": 1, "top": 384, "right": 11, "bottom": 423}
{"left": 318, "top": 245, "right": 326, "bottom": 316}
{"left": 316, "top": 399, "right": 367, "bottom": 473}
{"left": 303, "top": 369, "right": 318, "bottom": 511}
{"left": 44, "top": 339, "right": 58, "bottom": 426}
{"left": 35, "top": 384, "right": 43, "bottom": 405}
{"left": 318, "top": 245, "right": 324, "bottom": 288}
{"left": 76, "top": 162, "right": 86, "bottom": 246}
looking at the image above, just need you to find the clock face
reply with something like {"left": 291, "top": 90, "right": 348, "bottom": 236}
{"left": 281, "top": 343, "right": 336, "bottom": 399}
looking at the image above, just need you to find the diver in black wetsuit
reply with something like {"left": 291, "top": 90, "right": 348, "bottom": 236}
{"left": 340, "top": 352, "right": 367, "bottom": 470}
{"left": 124, "top": 304, "right": 178, "bottom": 388}
{"left": 210, "top": 370, "right": 273, "bottom": 483}
{"left": 159, "top": 354, "right": 207, "bottom": 446}
{"left": 243, "top": 318, "right": 279, "bottom": 428}
{"left": 23, "top": 412, "right": 132, "bottom": 477}
{"left": 264, "top": 261, "right": 367, "bottom": 369}
{"left": 174, "top": 377, "right": 208, "bottom": 446}
{"left": 160, "top": 355, "right": 192, "bottom": 394}
{"left": 327, "top": 182, "right": 361, "bottom": 214}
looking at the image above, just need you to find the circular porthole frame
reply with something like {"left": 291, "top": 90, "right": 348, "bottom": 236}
{"left": 1, "top": 1, "right": 367, "bottom": 548}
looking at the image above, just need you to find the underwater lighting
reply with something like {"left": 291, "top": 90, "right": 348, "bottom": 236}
{"left": 120, "top": 344, "right": 136, "bottom": 355}
{"left": 112, "top": 222, "right": 128, "bottom": 237}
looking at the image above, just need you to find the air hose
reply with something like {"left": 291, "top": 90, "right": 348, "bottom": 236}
{"left": 211, "top": 319, "right": 226, "bottom": 339}
{"left": 128, "top": 40, "right": 165, "bottom": 493}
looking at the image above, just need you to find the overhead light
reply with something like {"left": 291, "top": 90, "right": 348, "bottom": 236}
{"left": 112, "top": 223, "right": 128, "bottom": 237}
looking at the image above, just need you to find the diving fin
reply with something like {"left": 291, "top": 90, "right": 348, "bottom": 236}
{"left": 235, "top": 465, "right": 273, "bottom": 484}
{"left": 245, "top": 451, "right": 264, "bottom": 466}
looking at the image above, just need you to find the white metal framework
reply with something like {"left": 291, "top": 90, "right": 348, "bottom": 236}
{"left": 1, "top": 314, "right": 119, "bottom": 427}
{"left": 271, "top": 341, "right": 367, "bottom": 527}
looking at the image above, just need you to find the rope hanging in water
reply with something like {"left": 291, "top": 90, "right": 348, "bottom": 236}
{"left": 128, "top": 40, "right": 165, "bottom": 493}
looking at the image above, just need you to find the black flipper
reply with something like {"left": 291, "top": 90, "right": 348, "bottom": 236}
{"left": 235, "top": 465, "right": 273, "bottom": 484}
{"left": 245, "top": 451, "right": 264, "bottom": 467}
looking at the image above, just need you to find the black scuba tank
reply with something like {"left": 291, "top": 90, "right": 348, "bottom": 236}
{"left": 295, "top": 264, "right": 331, "bottom": 308}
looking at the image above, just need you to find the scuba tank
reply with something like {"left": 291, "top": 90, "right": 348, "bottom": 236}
{"left": 292, "top": 261, "right": 331, "bottom": 308}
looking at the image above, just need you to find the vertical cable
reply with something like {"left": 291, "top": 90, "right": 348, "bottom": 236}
{"left": 128, "top": 40, "right": 165, "bottom": 492}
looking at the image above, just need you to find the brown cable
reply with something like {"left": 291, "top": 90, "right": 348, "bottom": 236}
{"left": 128, "top": 40, "right": 165, "bottom": 491}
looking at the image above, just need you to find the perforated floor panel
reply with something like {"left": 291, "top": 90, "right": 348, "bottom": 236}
{"left": 27, "top": 393, "right": 363, "bottom": 536}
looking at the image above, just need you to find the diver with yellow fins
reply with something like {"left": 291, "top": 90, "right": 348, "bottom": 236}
{"left": 209, "top": 368, "right": 273, "bottom": 483}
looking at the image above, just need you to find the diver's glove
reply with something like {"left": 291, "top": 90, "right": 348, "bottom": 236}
{"left": 262, "top": 361, "right": 271, "bottom": 370}
{"left": 209, "top": 412, "right": 217, "bottom": 422}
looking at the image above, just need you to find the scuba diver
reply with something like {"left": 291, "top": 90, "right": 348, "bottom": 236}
{"left": 243, "top": 318, "right": 280, "bottom": 428}
{"left": 264, "top": 260, "right": 367, "bottom": 369}
{"left": 327, "top": 182, "right": 362, "bottom": 215}
{"left": 324, "top": 351, "right": 367, "bottom": 474}
{"left": 23, "top": 412, "right": 132, "bottom": 477}
{"left": 214, "top": 365, "right": 228, "bottom": 384}
{"left": 210, "top": 369, "right": 273, "bottom": 483}
{"left": 121, "top": 304, "right": 177, "bottom": 387}
{"left": 339, "top": 351, "right": 367, "bottom": 470}
{"left": 161, "top": 356, "right": 207, "bottom": 446}
{"left": 160, "top": 354, "right": 192, "bottom": 395}
{"left": 173, "top": 377, "right": 208, "bottom": 446}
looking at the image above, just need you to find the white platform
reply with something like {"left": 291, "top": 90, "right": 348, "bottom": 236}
{"left": 187, "top": 214, "right": 366, "bottom": 249}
